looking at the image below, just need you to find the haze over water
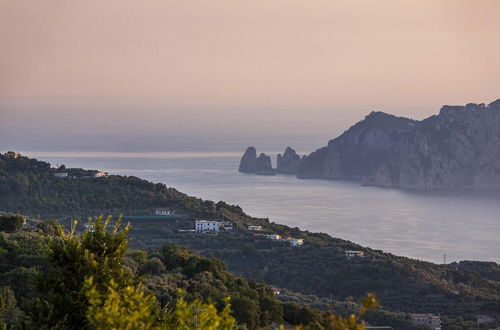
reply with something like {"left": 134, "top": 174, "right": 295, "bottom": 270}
{"left": 24, "top": 151, "right": 500, "bottom": 264}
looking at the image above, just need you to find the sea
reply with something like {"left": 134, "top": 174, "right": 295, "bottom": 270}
{"left": 23, "top": 151, "right": 500, "bottom": 264}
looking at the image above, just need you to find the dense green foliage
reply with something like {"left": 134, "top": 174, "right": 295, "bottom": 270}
{"left": 1, "top": 153, "right": 499, "bottom": 329}
{"left": 128, "top": 225, "right": 500, "bottom": 320}
{"left": 0, "top": 217, "right": 321, "bottom": 328}
{"left": 0, "top": 214, "right": 25, "bottom": 233}
{"left": 32, "top": 216, "right": 134, "bottom": 327}
{"left": 141, "top": 243, "right": 285, "bottom": 328}
{"left": 0, "top": 152, "right": 246, "bottom": 223}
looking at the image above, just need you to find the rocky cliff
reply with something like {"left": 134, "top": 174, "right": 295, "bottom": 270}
{"left": 238, "top": 147, "right": 257, "bottom": 173}
{"left": 239, "top": 99, "right": 500, "bottom": 189}
{"left": 297, "top": 112, "right": 417, "bottom": 180}
{"left": 364, "top": 100, "right": 500, "bottom": 189}
{"left": 276, "top": 147, "right": 301, "bottom": 174}
{"left": 239, "top": 147, "right": 276, "bottom": 175}
{"left": 255, "top": 153, "right": 276, "bottom": 175}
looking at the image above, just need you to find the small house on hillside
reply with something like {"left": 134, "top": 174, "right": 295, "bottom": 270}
{"left": 345, "top": 250, "right": 365, "bottom": 258}
{"left": 288, "top": 238, "right": 304, "bottom": 246}
{"left": 5, "top": 152, "right": 21, "bottom": 159}
{"left": 248, "top": 225, "right": 262, "bottom": 231}
{"left": 410, "top": 313, "right": 441, "bottom": 330}
{"left": 265, "top": 234, "right": 281, "bottom": 240}
{"left": 54, "top": 172, "right": 68, "bottom": 178}
{"left": 220, "top": 221, "right": 233, "bottom": 231}
{"left": 93, "top": 171, "right": 108, "bottom": 178}
{"left": 154, "top": 208, "right": 174, "bottom": 216}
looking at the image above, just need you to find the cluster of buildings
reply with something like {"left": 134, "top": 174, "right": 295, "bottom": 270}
{"left": 54, "top": 171, "right": 109, "bottom": 179}
{"left": 193, "top": 221, "right": 305, "bottom": 246}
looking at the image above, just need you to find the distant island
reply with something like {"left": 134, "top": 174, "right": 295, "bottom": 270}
{"left": 239, "top": 99, "right": 500, "bottom": 190}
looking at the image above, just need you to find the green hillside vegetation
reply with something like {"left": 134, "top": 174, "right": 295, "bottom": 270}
{"left": 127, "top": 227, "right": 499, "bottom": 327}
{"left": 1, "top": 152, "right": 499, "bottom": 329}
{"left": 0, "top": 214, "right": 383, "bottom": 329}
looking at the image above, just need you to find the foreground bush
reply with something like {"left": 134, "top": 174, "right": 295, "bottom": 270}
{"left": 0, "top": 214, "right": 25, "bottom": 233}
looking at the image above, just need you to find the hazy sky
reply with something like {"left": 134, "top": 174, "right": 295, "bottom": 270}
{"left": 1, "top": 0, "right": 499, "bottom": 151}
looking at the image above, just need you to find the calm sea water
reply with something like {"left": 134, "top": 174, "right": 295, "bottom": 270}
{"left": 25, "top": 151, "right": 500, "bottom": 264}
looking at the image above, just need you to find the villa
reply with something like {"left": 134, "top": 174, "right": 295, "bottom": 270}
{"left": 195, "top": 220, "right": 233, "bottom": 232}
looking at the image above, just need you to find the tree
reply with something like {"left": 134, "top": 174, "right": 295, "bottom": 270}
{"left": 32, "top": 215, "right": 133, "bottom": 328}
{"left": 0, "top": 286, "right": 23, "bottom": 328}
{"left": 324, "top": 294, "right": 379, "bottom": 330}
{"left": 139, "top": 257, "right": 166, "bottom": 275}
{"left": 85, "top": 277, "right": 157, "bottom": 329}
{"left": 0, "top": 214, "right": 25, "bottom": 233}
{"left": 230, "top": 296, "right": 259, "bottom": 329}
{"left": 31, "top": 215, "right": 238, "bottom": 329}
{"left": 165, "top": 292, "right": 236, "bottom": 330}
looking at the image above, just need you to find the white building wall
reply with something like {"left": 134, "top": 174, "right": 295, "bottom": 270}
{"left": 195, "top": 220, "right": 221, "bottom": 232}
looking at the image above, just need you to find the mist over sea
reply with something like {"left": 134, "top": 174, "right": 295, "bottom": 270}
{"left": 23, "top": 151, "right": 500, "bottom": 264}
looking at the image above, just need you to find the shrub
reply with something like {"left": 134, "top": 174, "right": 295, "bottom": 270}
{"left": 0, "top": 214, "right": 25, "bottom": 233}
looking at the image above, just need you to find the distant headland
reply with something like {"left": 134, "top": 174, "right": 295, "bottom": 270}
{"left": 239, "top": 99, "right": 500, "bottom": 190}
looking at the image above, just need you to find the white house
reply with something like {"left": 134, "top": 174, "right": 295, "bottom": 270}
{"left": 345, "top": 250, "right": 365, "bottom": 257}
{"left": 54, "top": 172, "right": 68, "bottom": 178}
{"left": 271, "top": 287, "right": 281, "bottom": 295}
{"left": 248, "top": 225, "right": 262, "bottom": 231}
{"left": 154, "top": 208, "right": 174, "bottom": 216}
{"left": 265, "top": 234, "right": 281, "bottom": 240}
{"left": 195, "top": 220, "right": 221, "bottom": 232}
{"left": 93, "top": 171, "right": 108, "bottom": 178}
{"left": 288, "top": 238, "right": 304, "bottom": 246}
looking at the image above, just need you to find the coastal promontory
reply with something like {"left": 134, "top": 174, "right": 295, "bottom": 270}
{"left": 239, "top": 99, "right": 500, "bottom": 190}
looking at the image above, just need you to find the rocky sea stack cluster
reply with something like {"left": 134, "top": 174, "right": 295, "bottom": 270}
{"left": 239, "top": 99, "right": 500, "bottom": 189}
{"left": 239, "top": 147, "right": 277, "bottom": 175}
{"left": 238, "top": 146, "right": 303, "bottom": 176}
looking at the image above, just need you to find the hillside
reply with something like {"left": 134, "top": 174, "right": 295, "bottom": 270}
{"left": 1, "top": 152, "right": 499, "bottom": 328}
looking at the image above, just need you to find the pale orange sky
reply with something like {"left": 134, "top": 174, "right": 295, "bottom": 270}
{"left": 1, "top": 0, "right": 499, "bottom": 150}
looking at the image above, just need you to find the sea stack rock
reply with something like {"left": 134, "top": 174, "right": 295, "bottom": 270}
{"left": 276, "top": 147, "right": 301, "bottom": 174}
{"left": 255, "top": 153, "right": 276, "bottom": 175}
{"left": 238, "top": 147, "right": 257, "bottom": 173}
